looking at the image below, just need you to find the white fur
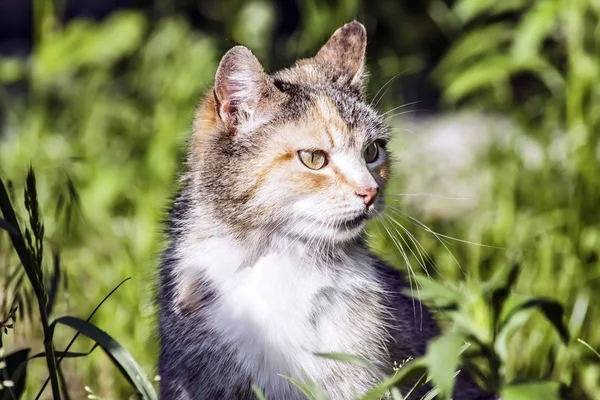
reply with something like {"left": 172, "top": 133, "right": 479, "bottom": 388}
{"left": 177, "top": 234, "right": 389, "bottom": 399}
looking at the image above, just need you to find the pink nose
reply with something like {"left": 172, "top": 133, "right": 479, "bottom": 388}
{"left": 356, "top": 187, "right": 379, "bottom": 206}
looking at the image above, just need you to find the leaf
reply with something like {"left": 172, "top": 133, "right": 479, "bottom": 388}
{"left": 45, "top": 252, "right": 61, "bottom": 317}
{"left": 0, "top": 58, "right": 26, "bottom": 84}
{"left": 500, "top": 381, "right": 563, "bottom": 400}
{"left": 494, "top": 307, "right": 535, "bottom": 363}
{"left": 35, "top": 11, "right": 148, "bottom": 81}
{"left": 577, "top": 338, "right": 600, "bottom": 360}
{"left": 28, "top": 344, "right": 99, "bottom": 361}
{"left": 501, "top": 298, "right": 570, "bottom": 343}
{"left": 511, "top": 1, "right": 560, "bottom": 64}
{"left": 252, "top": 384, "right": 267, "bottom": 400}
{"left": 442, "top": 55, "right": 515, "bottom": 103}
{"left": 2, "top": 345, "right": 99, "bottom": 400}
{"left": 402, "top": 372, "right": 429, "bottom": 399}
{"left": 425, "top": 332, "right": 464, "bottom": 399}
{"left": 277, "top": 374, "right": 326, "bottom": 400}
{"left": 51, "top": 316, "right": 157, "bottom": 400}
{"left": 0, "top": 348, "right": 30, "bottom": 400}
{"left": 361, "top": 358, "right": 428, "bottom": 400}
{"left": 483, "top": 262, "right": 520, "bottom": 329}
{"left": 0, "top": 219, "right": 18, "bottom": 236}
{"left": 435, "top": 22, "right": 514, "bottom": 83}
{"left": 453, "top": 0, "right": 528, "bottom": 23}
{"left": 36, "top": 278, "right": 132, "bottom": 398}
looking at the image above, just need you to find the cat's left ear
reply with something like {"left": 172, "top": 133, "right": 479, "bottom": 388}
{"left": 314, "top": 21, "right": 367, "bottom": 91}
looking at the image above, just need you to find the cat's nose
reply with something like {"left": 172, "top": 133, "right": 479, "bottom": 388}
{"left": 355, "top": 187, "right": 379, "bottom": 206}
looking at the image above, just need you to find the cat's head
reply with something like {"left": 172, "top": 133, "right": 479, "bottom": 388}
{"left": 191, "top": 22, "right": 389, "bottom": 244}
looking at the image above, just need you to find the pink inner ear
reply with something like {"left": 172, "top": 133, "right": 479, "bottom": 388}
{"left": 215, "top": 79, "right": 247, "bottom": 127}
{"left": 214, "top": 46, "right": 271, "bottom": 130}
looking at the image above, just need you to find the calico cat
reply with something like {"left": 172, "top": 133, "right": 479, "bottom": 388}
{"left": 157, "top": 21, "right": 491, "bottom": 399}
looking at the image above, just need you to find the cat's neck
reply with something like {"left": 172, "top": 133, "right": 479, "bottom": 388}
{"left": 178, "top": 227, "right": 371, "bottom": 275}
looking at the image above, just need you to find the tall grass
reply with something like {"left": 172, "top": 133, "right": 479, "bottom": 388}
{"left": 0, "top": 169, "right": 157, "bottom": 399}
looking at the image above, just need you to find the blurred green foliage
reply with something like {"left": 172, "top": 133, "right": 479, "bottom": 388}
{"left": 1, "top": 9, "right": 219, "bottom": 398}
{"left": 0, "top": 0, "right": 599, "bottom": 398}
{"left": 373, "top": 0, "right": 600, "bottom": 398}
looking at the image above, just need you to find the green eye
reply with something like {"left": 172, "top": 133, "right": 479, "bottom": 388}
{"left": 298, "top": 150, "right": 327, "bottom": 170}
{"left": 364, "top": 142, "right": 379, "bottom": 163}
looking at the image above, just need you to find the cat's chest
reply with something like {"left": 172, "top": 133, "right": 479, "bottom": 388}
{"left": 188, "top": 239, "right": 386, "bottom": 375}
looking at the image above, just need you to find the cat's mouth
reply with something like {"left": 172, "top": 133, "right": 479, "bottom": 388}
{"left": 336, "top": 212, "right": 369, "bottom": 231}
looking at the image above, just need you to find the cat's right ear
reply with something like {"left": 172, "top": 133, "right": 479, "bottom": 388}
{"left": 214, "top": 46, "right": 281, "bottom": 134}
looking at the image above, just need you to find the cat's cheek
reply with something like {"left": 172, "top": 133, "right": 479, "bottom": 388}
{"left": 378, "top": 165, "right": 390, "bottom": 181}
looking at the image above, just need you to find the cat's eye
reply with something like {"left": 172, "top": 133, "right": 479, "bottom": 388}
{"left": 364, "top": 142, "right": 379, "bottom": 163}
{"left": 298, "top": 150, "right": 327, "bottom": 170}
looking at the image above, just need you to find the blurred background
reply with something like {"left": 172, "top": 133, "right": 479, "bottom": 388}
{"left": 0, "top": 0, "right": 599, "bottom": 398}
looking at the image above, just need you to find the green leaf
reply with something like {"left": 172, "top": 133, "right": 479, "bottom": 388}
{"left": 0, "top": 219, "right": 19, "bottom": 236}
{"left": 495, "top": 307, "right": 535, "bottom": 363}
{"left": 483, "top": 262, "right": 520, "bottom": 329}
{"left": 277, "top": 374, "right": 326, "bottom": 400}
{"left": 453, "top": 0, "right": 528, "bottom": 23}
{"left": 361, "top": 358, "right": 428, "bottom": 400}
{"left": 511, "top": 1, "right": 560, "bottom": 64}
{"left": 51, "top": 316, "right": 157, "bottom": 400}
{"left": 577, "top": 338, "right": 600, "bottom": 360}
{"left": 0, "top": 58, "right": 26, "bottom": 84}
{"left": 442, "top": 55, "right": 514, "bottom": 103}
{"left": 252, "top": 384, "right": 267, "bottom": 400}
{"left": 502, "top": 298, "right": 570, "bottom": 343}
{"left": 425, "top": 332, "right": 464, "bottom": 399}
{"left": 435, "top": 22, "right": 514, "bottom": 82}
{"left": 0, "top": 348, "right": 30, "bottom": 400}
{"left": 500, "top": 381, "right": 563, "bottom": 400}
{"left": 45, "top": 252, "right": 61, "bottom": 317}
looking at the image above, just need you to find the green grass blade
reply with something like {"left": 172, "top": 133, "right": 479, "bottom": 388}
{"left": 35, "top": 278, "right": 130, "bottom": 399}
{"left": 577, "top": 338, "right": 600, "bottom": 359}
{"left": 252, "top": 384, "right": 267, "bottom": 400}
{"left": 277, "top": 374, "right": 321, "bottom": 400}
{"left": 51, "top": 316, "right": 157, "bottom": 400}
{"left": 500, "top": 381, "right": 562, "bottom": 400}
{"left": 0, "top": 219, "right": 18, "bottom": 235}
{"left": 425, "top": 332, "right": 463, "bottom": 399}
{"left": 503, "top": 298, "right": 570, "bottom": 343}
{"left": 361, "top": 358, "right": 428, "bottom": 400}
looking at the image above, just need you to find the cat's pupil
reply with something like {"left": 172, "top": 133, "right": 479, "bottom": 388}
{"left": 365, "top": 142, "right": 378, "bottom": 163}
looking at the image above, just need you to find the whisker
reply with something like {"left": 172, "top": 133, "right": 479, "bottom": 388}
{"left": 379, "top": 217, "right": 422, "bottom": 325}
{"left": 383, "top": 213, "right": 437, "bottom": 277}
{"left": 384, "top": 193, "right": 469, "bottom": 201}
{"left": 384, "top": 109, "right": 430, "bottom": 122}
{"left": 386, "top": 205, "right": 464, "bottom": 274}
{"left": 370, "top": 71, "right": 407, "bottom": 108}
{"left": 380, "top": 101, "right": 422, "bottom": 116}
{"left": 388, "top": 126, "right": 419, "bottom": 136}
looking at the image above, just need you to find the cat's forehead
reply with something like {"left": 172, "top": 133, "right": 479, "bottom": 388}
{"left": 273, "top": 82, "right": 387, "bottom": 150}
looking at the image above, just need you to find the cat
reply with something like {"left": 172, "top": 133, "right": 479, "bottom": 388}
{"left": 157, "top": 21, "right": 491, "bottom": 399}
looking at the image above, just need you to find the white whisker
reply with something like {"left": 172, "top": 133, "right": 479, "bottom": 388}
{"left": 384, "top": 193, "right": 469, "bottom": 201}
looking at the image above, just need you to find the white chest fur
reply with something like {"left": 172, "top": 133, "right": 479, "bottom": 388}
{"left": 177, "top": 236, "right": 389, "bottom": 398}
